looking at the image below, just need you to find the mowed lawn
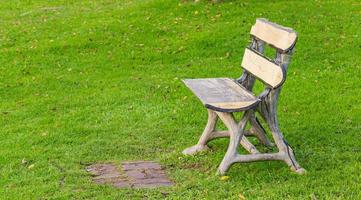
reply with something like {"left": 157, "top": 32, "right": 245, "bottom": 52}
{"left": 1, "top": 0, "right": 360, "bottom": 199}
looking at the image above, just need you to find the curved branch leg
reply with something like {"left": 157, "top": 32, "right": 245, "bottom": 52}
{"left": 215, "top": 113, "right": 259, "bottom": 155}
{"left": 182, "top": 109, "right": 218, "bottom": 155}
{"left": 268, "top": 125, "right": 306, "bottom": 174}
{"left": 247, "top": 112, "right": 273, "bottom": 147}
{"left": 240, "top": 135, "right": 259, "bottom": 154}
{"left": 260, "top": 90, "right": 305, "bottom": 174}
{"left": 216, "top": 111, "right": 257, "bottom": 175}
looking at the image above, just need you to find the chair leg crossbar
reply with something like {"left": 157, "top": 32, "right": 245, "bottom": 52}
{"left": 182, "top": 108, "right": 305, "bottom": 175}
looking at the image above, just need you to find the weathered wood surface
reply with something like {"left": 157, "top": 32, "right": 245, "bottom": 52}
{"left": 182, "top": 18, "right": 304, "bottom": 175}
{"left": 237, "top": 38, "right": 273, "bottom": 147}
{"left": 251, "top": 18, "right": 297, "bottom": 51}
{"left": 241, "top": 48, "right": 284, "bottom": 88}
{"left": 182, "top": 109, "right": 259, "bottom": 155}
{"left": 183, "top": 78, "right": 259, "bottom": 111}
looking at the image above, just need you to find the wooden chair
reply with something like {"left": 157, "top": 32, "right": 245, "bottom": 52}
{"left": 182, "top": 18, "right": 305, "bottom": 175}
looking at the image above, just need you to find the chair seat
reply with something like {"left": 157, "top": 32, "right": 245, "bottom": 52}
{"left": 183, "top": 78, "right": 260, "bottom": 112}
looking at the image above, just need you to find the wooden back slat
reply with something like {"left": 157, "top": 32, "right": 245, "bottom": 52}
{"left": 241, "top": 48, "right": 285, "bottom": 88}
{"left": 250, "top": 18, "right": 297, "bottom": 51}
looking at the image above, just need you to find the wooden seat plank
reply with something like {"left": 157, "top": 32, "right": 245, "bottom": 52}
{"left": 183, "top": 78, "right": 259, "bottom": 112}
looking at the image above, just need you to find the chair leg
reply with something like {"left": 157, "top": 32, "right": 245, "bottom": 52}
{"left": 259, "top": 90, "right": 306, "bottom": 174}
{"left": 247, "top": 111, "right": 273, "bottom": 147}
{"left": 216, "top": 111, "right": 254, "bottom": 175}
{"left": 182, "top": 109, "right": 218, "bottom": 155}
{"left": 266, "top": 116, "right": 305, "bottom": 174}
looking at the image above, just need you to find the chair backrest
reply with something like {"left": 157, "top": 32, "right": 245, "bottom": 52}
{"left": 250, "top": 18, "right": 297, "bottom": 52}
{"left": 241, "top": 18, "right": 297, "bottom": 88}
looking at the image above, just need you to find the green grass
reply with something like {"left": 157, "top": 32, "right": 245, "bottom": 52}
{"left": 1, "top": 0, "right": 361, "bottom": 199}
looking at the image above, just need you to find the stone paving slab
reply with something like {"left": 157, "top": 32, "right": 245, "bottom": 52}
{"left": 86, "top": 161, "right": 173, "bottom": 189}
{"left": 122, "top": 161, "right": 162, "bottom": 170}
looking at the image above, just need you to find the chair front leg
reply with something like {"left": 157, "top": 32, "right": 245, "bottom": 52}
{"left": 216, "top": 111, "right": 252, "bottom": 175}
{"left": 182, "top": 109, "right": 218, "bottom": 155}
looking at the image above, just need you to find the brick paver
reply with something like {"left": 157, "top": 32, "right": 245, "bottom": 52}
{"left": 86, "top": 161, "right": 172, "bottom": 188}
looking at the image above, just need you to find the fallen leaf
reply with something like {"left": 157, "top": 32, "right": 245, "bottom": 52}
{"left": 28, "top": 164, "right": 35, "bottom": 169}
{"left": 220, "top": 176, "right": 229, "bottom": 181}
{"left": 239, "top": 193, "right": 246, "bottom": 199}
{"left": 225, "top": 52, "right": 230, "bottom": 58}
{"left": 21, "top": 158, "right": 28, "bottom": 165}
